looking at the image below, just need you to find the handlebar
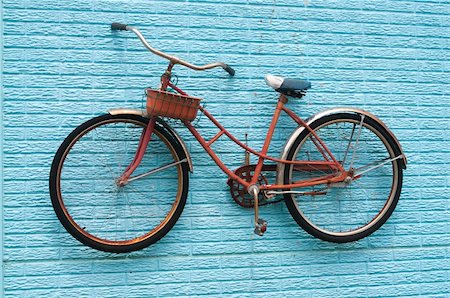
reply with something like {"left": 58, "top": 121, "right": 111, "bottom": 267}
{"left": 111, "top": 22, "right": 235, "bottom": 76}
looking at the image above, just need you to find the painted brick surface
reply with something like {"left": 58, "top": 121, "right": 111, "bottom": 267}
{"left": 1, "top": 0, "right": 450, "bottom": 297}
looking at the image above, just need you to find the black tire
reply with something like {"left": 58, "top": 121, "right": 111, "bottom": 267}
{"left": 283, "top": 112, "right": 403, "bottom": 243}
{"left": 49, "top": 114, "right": 189, "bottom": 253}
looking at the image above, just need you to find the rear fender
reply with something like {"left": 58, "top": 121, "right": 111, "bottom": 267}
{"left": 276, "top": 107, "right": 407, "bottom": 186}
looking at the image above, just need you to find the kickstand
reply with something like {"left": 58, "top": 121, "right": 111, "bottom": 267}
{"left": 251, "top": 187, "right": 267, "bottom": 236}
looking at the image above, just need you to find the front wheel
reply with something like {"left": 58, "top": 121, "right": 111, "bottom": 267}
{"left": 49, "top": 114, "right": 189, "bottom": 253}
{"left": 283, "top": 113, "right": 403, "bottom": 243}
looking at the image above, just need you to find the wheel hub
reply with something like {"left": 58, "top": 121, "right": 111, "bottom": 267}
{"left": 115, "top": 177, "right": 128, "bottom": 187}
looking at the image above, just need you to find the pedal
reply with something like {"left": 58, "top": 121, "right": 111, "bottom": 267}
{"left": 254, "top": 218, "right": 268, "bottom": 236}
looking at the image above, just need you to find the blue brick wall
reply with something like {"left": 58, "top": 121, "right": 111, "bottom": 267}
{"left": 1, "top": 0, "right": 450, "bottom": 296}
{"left": 0, "top": 1, "right": 4, "bottom": 296}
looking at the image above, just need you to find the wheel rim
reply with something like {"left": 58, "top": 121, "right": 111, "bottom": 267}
{"left": 288, "top": 118, "right": 399, "bottom": 237}
{"left": 55, "top": 118, "right": 184, "bottom": 246}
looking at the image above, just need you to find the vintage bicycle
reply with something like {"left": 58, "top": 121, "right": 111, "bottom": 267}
{"left": 49, "top": 23, "right": 407, "bottom": 253}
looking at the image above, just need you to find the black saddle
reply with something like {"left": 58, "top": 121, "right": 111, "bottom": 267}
{"left": 265, "top": 74, "right": 311, "bottom": 98}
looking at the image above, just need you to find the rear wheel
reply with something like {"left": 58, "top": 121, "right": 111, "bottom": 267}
{"left": 49, "top": 114, "right": 189, "bottom": 252}
{"left": 283, "top": 113, "right": 403, "bottom": 243}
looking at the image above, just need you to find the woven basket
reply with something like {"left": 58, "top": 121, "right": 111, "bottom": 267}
{"left": 146, "top": 89, "right": 201, "bottom": 122}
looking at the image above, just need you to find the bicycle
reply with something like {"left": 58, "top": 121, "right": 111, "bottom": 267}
{"left": 49, "top": 23, "right": 407, "bottom": 253}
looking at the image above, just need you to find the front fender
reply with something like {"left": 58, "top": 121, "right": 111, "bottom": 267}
{"left": 276, "top": 107, "right": 407, "bottom": 186}
{"left": 108, "top": 108, "right": 193, "bottom": 173}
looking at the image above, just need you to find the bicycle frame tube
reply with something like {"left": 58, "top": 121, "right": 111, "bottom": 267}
{"left": 184, "top": 94, "right": 346, "bottom": 190}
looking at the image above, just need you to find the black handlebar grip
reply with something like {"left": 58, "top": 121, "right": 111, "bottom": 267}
{"left": 223, "top": 64, "right": 235, "bottom": 76}
{"left": 111, "top": 22, "right": 128, "bottom": 31}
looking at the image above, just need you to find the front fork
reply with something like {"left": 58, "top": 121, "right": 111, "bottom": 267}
{"left": 117, "top": 117, "right": 156, "bottom": 186}
{"left": 118, "top": 62, "right": 170, "bottom": 185}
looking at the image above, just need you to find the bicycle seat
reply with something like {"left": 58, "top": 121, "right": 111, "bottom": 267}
{"left": 265, "top": 74, "right": 311, "bottom": 98}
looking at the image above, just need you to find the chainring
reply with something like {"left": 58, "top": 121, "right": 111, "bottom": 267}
{"left": 227, "top": 165, "right": 270, "bottom": 208}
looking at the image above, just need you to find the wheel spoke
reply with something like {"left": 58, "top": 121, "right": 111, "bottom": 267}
{"left": 92, "top": 127, "right": 120, "bottom": 180}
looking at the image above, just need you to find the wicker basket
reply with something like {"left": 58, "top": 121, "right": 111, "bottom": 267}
{"left": 146, "top": 89, "right": 201, "bottom": 122}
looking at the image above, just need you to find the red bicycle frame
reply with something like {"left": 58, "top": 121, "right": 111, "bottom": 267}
{"left": 119, "top": 62, "right": 349, "bottom": 190}
{"left": 184, "top": 98, "right": 347, "bottom": 190}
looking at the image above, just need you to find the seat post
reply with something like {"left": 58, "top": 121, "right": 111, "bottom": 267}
{"left": 279, "top": 94, "right": 289, "bottom": 104}
{"left": 249, "top": 96, "right": 285, "bottom": 188}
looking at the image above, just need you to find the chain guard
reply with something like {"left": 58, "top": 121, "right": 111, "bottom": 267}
{"left": 227, "top": 164, "right": 278, "bottom": 208}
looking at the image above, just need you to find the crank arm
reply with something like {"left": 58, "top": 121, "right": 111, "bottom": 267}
{"left": 249, "top": 185, "right": 268, "bottom": 236}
